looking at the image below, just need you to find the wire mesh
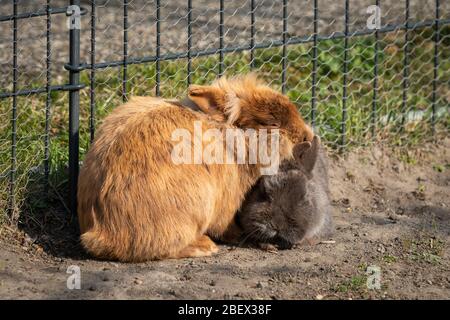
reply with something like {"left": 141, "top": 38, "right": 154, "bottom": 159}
{"left": 0, "top": 0, "right": 449, "bottom": 221}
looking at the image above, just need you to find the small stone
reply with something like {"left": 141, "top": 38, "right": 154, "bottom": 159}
{"left": 24, "top": 235, "right": 34, "bottom": 244}
{"left": 134, "top": 279, "right": 143, "bottom": 285}
{"left": 316, "top": 294, "right": 324, "bottom": 300}
{"left": 256, "top": 281, "right": 267, "bottom": 289}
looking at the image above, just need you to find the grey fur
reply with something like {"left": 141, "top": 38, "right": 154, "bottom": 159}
{"left": 237, "top": 136, "right": 334, "bottom": 249}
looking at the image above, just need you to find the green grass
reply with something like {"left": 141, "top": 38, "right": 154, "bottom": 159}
{"left": 382, "top": 255, "right": 398, "bottom": 264}
{"left": 334, "top": 275, "right": 368, "bottom": 294}
{"left": 402, "top": 234, "right": 446, "bottom": 265}
{"left": 0, "top": 27, "right": 449, "bottom": 221}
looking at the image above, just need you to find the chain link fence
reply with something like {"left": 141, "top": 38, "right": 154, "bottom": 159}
{"left": 0, "top": 0, "right": 449, "bottom": 222}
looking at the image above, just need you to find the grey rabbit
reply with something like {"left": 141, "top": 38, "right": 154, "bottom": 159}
{"left": 236, "top": 136, "right": 334, "bottom": 249}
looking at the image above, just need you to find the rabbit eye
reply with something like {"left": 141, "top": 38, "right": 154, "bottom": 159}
{"left": 258, "top": 192, "right": 271, "bottom": 202}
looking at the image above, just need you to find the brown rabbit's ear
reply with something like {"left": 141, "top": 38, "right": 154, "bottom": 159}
{"left": 188, "top": 85, "right": 227, "bottom": 114}
{"left": 293, "top": 136, "right": 320, "bottom": 173}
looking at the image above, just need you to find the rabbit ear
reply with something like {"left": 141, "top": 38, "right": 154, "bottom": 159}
{"left": 292, "top": 141, "right": 312, "bottom": 160}
{"left": 261, "top": 177, "right": 272, "bottom": 194}
{"left": 188, "top": 85, "right": 227, "bottom": 114}
{"left": 259, "top": 177, "right": 277, "bottom": 200}
{"left": 293, "top": 136, "right": 320, "bottom": 173}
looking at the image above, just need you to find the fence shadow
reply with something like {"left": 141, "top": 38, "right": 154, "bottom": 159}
{"left": 17, "top": 167, "right": 88, "bottom": 260}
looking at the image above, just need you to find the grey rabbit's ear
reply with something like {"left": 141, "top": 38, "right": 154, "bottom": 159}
{"left": 292, "top": 141, "right": 311, "bottom": 160}
{"left": 261, "top": 178, "right": 274, "bottom": 196}
{"left": 260, "top": 176, "right": 283, "bottom": 200}
{"left": 293, "top": 136, "right": 320, "bottom": 173}
{"left": 254, "top": 179, "right": 271, "bottom": 201}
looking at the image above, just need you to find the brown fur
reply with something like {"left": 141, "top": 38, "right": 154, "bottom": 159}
{"left": 77, "top": 75, "right": 313, "bottom": 262}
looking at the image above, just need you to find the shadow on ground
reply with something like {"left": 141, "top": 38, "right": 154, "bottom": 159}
{"left": 17, "top": 170, "right": 87, "bottom": 260}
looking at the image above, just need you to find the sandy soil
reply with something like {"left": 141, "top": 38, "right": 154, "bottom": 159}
{"left": 0, "top": 138, "right": 449, "bottom": 300}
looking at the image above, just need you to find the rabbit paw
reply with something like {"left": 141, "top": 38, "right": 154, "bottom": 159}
{"left": 173, "top": 235, "right": 219, "bottom": 259}
{"left": 258, "top": 242, "right": 278, "bottom": 253}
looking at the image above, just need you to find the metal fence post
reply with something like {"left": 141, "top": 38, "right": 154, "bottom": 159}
{"left": 90, "top": 0, "right": 96, "bottom": 143}
{"left": 156, "top": 0, "right": 161, "bottom": 96}
{"left": 122, "top": 0, "right": 129, "bottom": 102}
{"left": 281, "top": 0, "right": 288, "bottom": 94}
{"left": 9, "top": 0, "right": 18, "bottom": 221}
{"left": 341, "top": 0, "right": 350, "bottom": 150}
{"left": 187, "top": 0, "right": 192, "bottom": 86}
{"left": 371, "top": 0, "right": 380, "bottom": 138}
{"left": 68, "top": 0, "right": 81, "bottom": 217}
{"left": 250, "top": 0, "right": 255, "bottom": 69}
{"left": 219, "top": 0, "right": 224, "bottom": 76}
{"left": 311, "top": 0, "right": 318, "bottom": 129}
{"left": 432, "top": 0, "right": 440, "bottom": 135}
{"left": 401, "top": 0, "right": 410, "bottom": 126}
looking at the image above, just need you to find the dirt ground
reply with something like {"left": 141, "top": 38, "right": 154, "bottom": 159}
{"left": 0, "top": 138, "right": 449, "bottom": 300}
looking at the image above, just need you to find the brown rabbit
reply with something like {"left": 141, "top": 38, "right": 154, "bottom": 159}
{"left": 77, "top": 74, "right": 314, "bottom": 262}
{"left": 237, "top": 136, "right": 334, "bottom": 249}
